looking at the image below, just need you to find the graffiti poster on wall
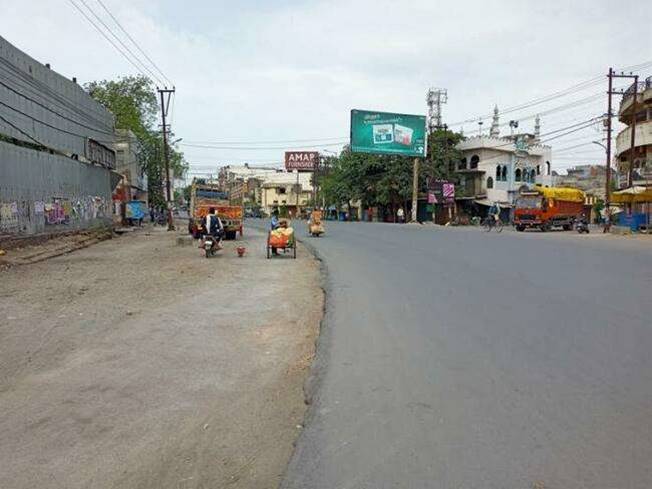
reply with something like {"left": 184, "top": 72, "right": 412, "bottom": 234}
{"left": 45, "top": 199, "right": 69, "bottom": 225}
{"left": 0, "top": 202, "right": 19, "bottom": 231}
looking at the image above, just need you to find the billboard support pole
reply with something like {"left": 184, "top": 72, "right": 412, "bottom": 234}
{"left": 410, "top": 157, "right": 419, "bottom": 223}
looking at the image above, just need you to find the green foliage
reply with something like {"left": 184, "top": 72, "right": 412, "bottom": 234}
{"left": 181, "top": 184, "right": 192, "bottom": 205}
{"left": 320, "top": 127, "right": 464, "bottom": 211}
{"left": 85, "top": 75, "right": 157, "bottom": 139}
{"left": 592, "top": 199, "right": 605, "bottom": 222}
{"left": 424, "top": 128, "right": 464, "bottom": 184}
{"left": 85, "top": 75, "right": 187, "bottom": 207}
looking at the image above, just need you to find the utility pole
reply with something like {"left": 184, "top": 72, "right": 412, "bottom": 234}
{"left": 295, "top": 170, "right": 300, "bottom": 218}
{"left": 628, "top": 75, "right": 639, "bottom": 188}
{"left": 604, "top": 68, "right": 613, "bottom": 232}
{"left": 605, "top": 69, "right": 640, "bottom": 224}
{"left": 313, "top": 155, "right": 319, "bottom": 210}
{"left": 411, "top": 157, "right": 419, "bottom": 223}
{"left": 158, "top": 87, "right": 176, "bottom": 231}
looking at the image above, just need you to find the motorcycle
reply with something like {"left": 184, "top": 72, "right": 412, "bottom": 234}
{"left": 575, "top": 219, "right": 590, "bottom": 234}
{"left": 201, "top": 232, "right": 223, "bottom": 258}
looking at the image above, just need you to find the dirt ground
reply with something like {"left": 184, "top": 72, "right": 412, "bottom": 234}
{"left": 0, "top": 223, "right": 323, "bottom": 489}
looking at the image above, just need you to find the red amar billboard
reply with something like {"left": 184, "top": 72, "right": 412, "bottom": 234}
{"left": 285, "top": 151, "right": 318, "bottom": 172}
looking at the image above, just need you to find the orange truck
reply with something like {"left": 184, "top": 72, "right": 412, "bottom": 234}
{"left": 188, "top": 179, "right": 243, "bottom": 240}
{"left": 514, "top": 186, "right": 586, "bottom": 232}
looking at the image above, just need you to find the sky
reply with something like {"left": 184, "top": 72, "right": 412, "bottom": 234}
{"left": 1, "top": 0, "right": 650, "bottom": 176}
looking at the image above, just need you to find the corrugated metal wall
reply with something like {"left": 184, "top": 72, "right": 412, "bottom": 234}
{"left": 0, "top": 36, "right": 117, "bottom": 237}
{"left": 0, "top": 141, "right": 113, "bottom": 235}
{"left": 0, "top": 36, "right": 115, "bottom": 155}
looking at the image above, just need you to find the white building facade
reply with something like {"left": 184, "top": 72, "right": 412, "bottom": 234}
{"left": 455, "top": 108, "right": 552, "bottom": 217}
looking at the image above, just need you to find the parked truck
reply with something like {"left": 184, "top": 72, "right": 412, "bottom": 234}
{"left": 514, "top": 186, "right": 586, "bottom": 232}
{"left": 188, "top": 179, "right": 243, "bottom": 240}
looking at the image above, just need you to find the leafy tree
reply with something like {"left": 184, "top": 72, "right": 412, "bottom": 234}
{"left": 85, "top": 75, "right": 157, "bottom": 138}
{"left": 424, "top": 127, "right": 464, "bottom": 184}
{"left": 85, "top": 75, "right": 187, "bottom": 207}
{"left": 592, "top": 199, "right": 604, "bottom": 223}
{"left": 319, "top": 128, "right": 464, "bottom": 219}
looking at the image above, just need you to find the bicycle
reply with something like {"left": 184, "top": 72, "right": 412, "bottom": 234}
{"left": 482, "top": 216, "right": 503, "bottom": 233}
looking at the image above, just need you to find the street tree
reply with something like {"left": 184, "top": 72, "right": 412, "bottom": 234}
{"left": 423, "top": 127, "right": 464, "bottom": 184}
{"left": 85, "top": 75, "right": 187, "bottom": 208}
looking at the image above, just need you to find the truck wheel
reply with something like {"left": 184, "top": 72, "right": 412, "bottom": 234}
{"left": 563, "top": 224, "right": 571, "bottom": 231}
{"left": 226, "top": 230, "right": 237, "bottom": 240}
{"left": 516, "top": 225, "right": 525, "bottom": 232}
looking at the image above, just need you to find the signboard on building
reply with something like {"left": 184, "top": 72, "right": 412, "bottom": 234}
{"left": 428, "top": 179, "right": 455, "bottom": 204}
{"left": 350, "top": 109, "right": 427, "bottom": 157}
{"left": 285, "top": 151, "right": 319, "bottom": 171}
{"left": 86, "top": 139, "right": 116, "bottom": 169}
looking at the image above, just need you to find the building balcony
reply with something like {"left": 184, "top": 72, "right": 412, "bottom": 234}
{"left": 619, "top": 77, "right": 652, "bottom": 118}
{"left": 615, "top": 120, "right": 652, "bottom": 157}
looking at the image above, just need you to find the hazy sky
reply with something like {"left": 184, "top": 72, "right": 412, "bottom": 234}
{"left": 2, "top": 0, "right": 650, "bottom": 174}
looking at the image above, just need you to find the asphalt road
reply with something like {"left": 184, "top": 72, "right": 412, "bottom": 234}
{"left": 281, "top": 222, "right": 652, "bottom": 489}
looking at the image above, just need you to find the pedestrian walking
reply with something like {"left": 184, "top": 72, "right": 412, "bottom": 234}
{"left": 397, "top": 207, "right": 405, "bottom": 223}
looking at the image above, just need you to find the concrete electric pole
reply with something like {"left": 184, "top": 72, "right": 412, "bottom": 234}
{"left": 158, "top": 87, "right": 176, "bottom": 231}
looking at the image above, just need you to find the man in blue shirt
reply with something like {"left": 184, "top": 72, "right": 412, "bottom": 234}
{"left": 270, "top": 211, "right": 280, "bottom": 230}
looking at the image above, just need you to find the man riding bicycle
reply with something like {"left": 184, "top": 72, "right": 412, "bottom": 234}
{"left": 488, "top": 202, "right": 501, "bottom": 224}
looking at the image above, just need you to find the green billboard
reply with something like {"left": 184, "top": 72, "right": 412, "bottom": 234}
{"left": 350, "top": 109, "right": 427, "bottom": 157}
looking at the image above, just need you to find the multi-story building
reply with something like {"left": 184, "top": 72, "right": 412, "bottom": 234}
{"left": 259, "top": 171, "right": 313, "bottom": 217}
{"left": 112, "top": 129, "right": 148, "bottom": 214}
{"left": 217, "top": 164, "right": 284, "bottom": 207}
{"left": 615, "top": 76, "right": 652, "bottom": 190}
{"left": 556, "top": 164, "right": 606, "bottom": 200}
{"left": 454, "top": 107, "right": 552, "bottom": 219}
{"left": 217, "top": 164, "right": 283, "bottom": 191}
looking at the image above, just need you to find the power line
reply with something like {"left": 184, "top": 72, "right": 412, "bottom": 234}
{"left": 0, "top": 114, "right": 46, "bottom": 147}
{"left": 183, "top": 136, "right": 349, "bottom": 145}
{"left": 0, "top": 58, "right": 113, "bottom": 128}
{"left": 76, "top": 0, "right": 164, "bottom": 86}
{"left": 448, "top": 60, "right": 652, "bottom": 127}
{"left": 0, "top": 99, "right": 114, "bottom": 144}
{"left": 95, "top": 0, "right": 173, "bottom": 87}
{"left": 67, "top": 0, "right": 160, "bottom": 84}
{"left": 179, "top": 141, "right": 348, "bottom": 150}
{"left": 0, "top": 78, "right": 114, "bottom": 135}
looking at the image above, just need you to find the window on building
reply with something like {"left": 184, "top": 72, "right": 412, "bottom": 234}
{"left": 536, "top": 165, "right": 541, "bottom": 175}
{"left": 459, "top": 157, "right": 467, "bottom": 170}
{"left": 515, "top": 168, "right": 522, "bottom": 182}
{"left": 470, "top": 155, "right": 479, "bottom": 169}
{"left": 545, "top": 161, "right": 551, "bottom": 175}
{"left": 277, "top": 187, "right": 286, "bottom": 194}
{"left": 495, "top": 165, "right": 501, "bottom": 180}
{"left": 501, "top": 165, "right": 507, "bottom": 181}
{"left": 487, "top": 176, "right": 494, "bottom": 189}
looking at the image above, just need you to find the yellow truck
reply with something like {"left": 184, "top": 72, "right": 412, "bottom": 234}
{"left": 187, "top": 179, "right": 243, "bottom": 240}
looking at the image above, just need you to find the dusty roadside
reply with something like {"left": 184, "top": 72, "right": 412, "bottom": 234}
{"left": 0, "top": 224, "right": 323, "bottom": 489}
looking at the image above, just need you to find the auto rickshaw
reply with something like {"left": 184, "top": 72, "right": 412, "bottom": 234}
{"left": 308, "top": 209, "right": 325, "bottom": 237}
